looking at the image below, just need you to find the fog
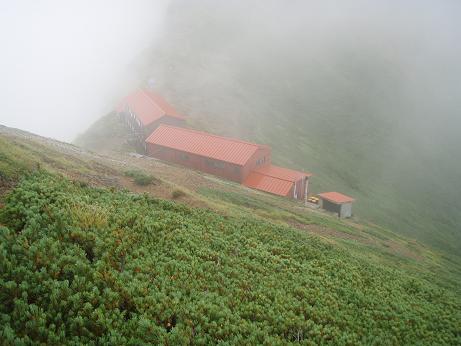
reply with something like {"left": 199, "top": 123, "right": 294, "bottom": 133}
{"left": 0, "top": 0, "right": 169, "bottom": 141}
{"left": 1, "top": 0, "right": 460, "bottom": 250}
{"left": 1, "top": 1, "right": 459, "bottom": 143}
{"left": 144, "top": 0, "right": 461, "bottom": 251}
{"left": 150, "top": 0, "right": 461, "bottom": 139}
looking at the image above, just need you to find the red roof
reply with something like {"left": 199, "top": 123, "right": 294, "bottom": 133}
{"left": 244, "top": 171, "right": 294, "bottom": 196}
{"left": 243, "top": 164, "right": 311, "bottom": 197}
{"left": 318, "top": 192, "right": 354, "bottom": 204}
{"left": 117, "top": 89, "right": 184, "bottom": 126}
{"left": 252, "top": 165, "right": 312, "bottom": 182}
{"left": 146, "top": 125, "right": 261, "bottom": 165}
{"left": 143, "top": 89, "right": 182, "bottom": 118}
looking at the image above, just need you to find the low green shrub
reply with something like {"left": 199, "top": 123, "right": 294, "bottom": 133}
{"left": 125, "top": 169, "right": 155, "bottom": 186}
{"left": 172, "top": 188, "right": 186, "bottom": 199}
{"left": 0, "top": 172, "right": 459, "bottom": 345}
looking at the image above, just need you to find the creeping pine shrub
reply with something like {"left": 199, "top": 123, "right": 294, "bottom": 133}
{"left": 0, "top": 172, "right": 460, "bottom": 345}
{"left": 172, "top": 188, "right": 186, "bottom": 199}
{"left": 124, "top": 169, "right": 155, "bottom": 186}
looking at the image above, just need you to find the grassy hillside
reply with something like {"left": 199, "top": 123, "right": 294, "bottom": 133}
{"left": 1, "top": 171, "right": 460, "bottom": 344}
{"left": 138, "top": 1, "right": 461, "bottom": 255}
{"left": 1, "top": 125, "right": 460, "bottom": 343}
{"left": 74, "top": 112, "right": 139, "bottom": 155}
{"left": 72, "top": 113, "right": 461, "bottom": 291}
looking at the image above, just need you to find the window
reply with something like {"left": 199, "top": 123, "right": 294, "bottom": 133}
{"left": 180, "top": 153, "right": 189, "bottom": 160}
{"left": 256, "top": 156, "right": 266, "bottom": 166}
{"left": 206, "top": 159, "right": 224, "bottom": 169}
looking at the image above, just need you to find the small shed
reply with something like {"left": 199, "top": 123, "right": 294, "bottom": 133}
{"left": 318, "top": 192, "right": 354, "bottom": 218}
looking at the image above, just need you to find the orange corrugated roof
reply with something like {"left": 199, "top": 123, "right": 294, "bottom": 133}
{"left": 243, "top": 164, "right": 310, "bottom": 196}
{"left": 146, "top": 125, "right": 261, "bottom": 165}
{"left": 243, "top": 171, "right": 294, "bottom": 196}
{"left": 116, "top": 89, "right": 185, "bottom": 126}
{"left": 143, "top": 90, "right": 183, "bottom": 118}
{"left": 252, "top": 164, "right": 312, "bottom": 182}
{"left": 318, "top": 192, "right": 354, "bottom": 204}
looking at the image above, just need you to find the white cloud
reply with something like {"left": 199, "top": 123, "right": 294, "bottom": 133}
{"left": 0, "top": 0, "right": 170, "bottom": 140}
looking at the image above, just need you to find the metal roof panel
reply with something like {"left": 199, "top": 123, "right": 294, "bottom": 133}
{"left": 146, "top": 125, "right": 261, "bottom": 165}
{"left": 252, "top": 164, "right": 312, "bottom": 182}
{"left": 243, "top": 171, "right": 294, "bottom": 196}
{"left": 318, "top": 192, "right": 354, "bottom": 204}
{"left": 117, "top": 89, "right": 184, "bottom": 126}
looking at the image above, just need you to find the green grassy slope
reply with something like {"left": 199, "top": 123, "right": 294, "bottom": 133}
{"left": 74, "top": 112, "right": 139, "bottom": 154}
{"left": 1, "top": 125, "right": 460, "bottom": 344}
{"left": 140, "top": 0, "right": 461, "bottom": 255}
{"left": 71, "top": 113, "right": 461, "bottom": 292}
{"left": 1, "top": 171, "right": 460, "bottom": 344}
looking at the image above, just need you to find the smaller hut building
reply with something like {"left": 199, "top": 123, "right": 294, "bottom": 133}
{"left": 318, "top": 192, "right": 354, "bottom": 218}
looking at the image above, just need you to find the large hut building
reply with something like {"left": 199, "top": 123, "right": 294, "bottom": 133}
{"left": 145, "top": 124, "right": 312, "bottom": 200}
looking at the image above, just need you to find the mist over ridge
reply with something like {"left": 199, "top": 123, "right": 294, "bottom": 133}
{"left": 1, "top": 0, "right": 460, "bottom": 252}
{"left": 0, "top": 0, "right": 170, "bottom": 141}
{"left": 143, "top": 0, "right": 461, "bottom": 252}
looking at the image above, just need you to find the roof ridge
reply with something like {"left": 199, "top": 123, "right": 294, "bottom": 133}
{"left": 254, "top": 165, "right": 311, "bottom": 180}
{"left": 268, "top": 164, "right": 310, "bottom": 175}
{"left": 141, "top": 89, "right": 185, "bottom": 119}
{"left": 248, "top": 170, "right": 294, "bottom": 183}
{"left": 155, "top": 124, "right": 262, "bottom": 148}
{"left": 140, "top": 89, "right": 167, "bottom": 117}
